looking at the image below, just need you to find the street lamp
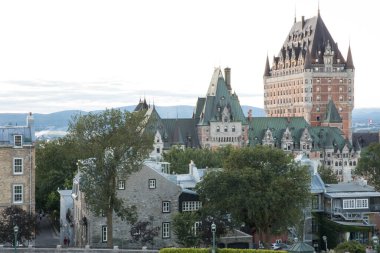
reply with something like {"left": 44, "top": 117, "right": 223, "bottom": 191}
{"left": 13, "top": 225, "right": 19, "bottom": 253}
{"left": 322, "top": 235, "right": 328, "bottom": 252}
{"left": 372, "top": 235, "right": 379, "bottom": 252}
{"left": 211, "top": 222, "right": 216, "bottom": 253}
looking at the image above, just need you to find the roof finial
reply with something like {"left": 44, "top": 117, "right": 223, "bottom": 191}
{"left": 294, "top": 2, "right": 297, "bottom": 23}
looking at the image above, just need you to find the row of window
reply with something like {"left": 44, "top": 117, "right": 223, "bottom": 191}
{"left": 101, "top": 222, "right": 171, "bottom": 242}
{"left": 118, "top": 179, "right": 158, "bottom": 190}
{"left": 343, "top": 199, "right": 368, "bottom": 209}
{"left": 216, "top": 126, "right": 236, "bottom": 133}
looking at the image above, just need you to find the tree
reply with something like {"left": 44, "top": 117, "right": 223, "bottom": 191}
{"left": 354, "top": 143, "right": 380, "bottom": 190}
{"left": 0, "top": 206, "right": 36, "bottom": 245}
{"left": 35, "top": 137, "right": 82, "bottom": 212}
{"left": 172, "top": 212, "right": 201, "bottom": 247}
{"left": 163, "top": 146, "right": 232, "bottom": 174}
{"left": 130, "top": 220, "right": 160, "bottom": 248}
{"left": 318, "top": 165, "right": 339, "bottom": 184}
{"left": 334, "top": 240, "right": 365, "bottom": 253}
{"left": 68, "top": 108, "right": 153, "bottom": 247}
{"left": 197, "top": 146, "right": 310, "bottom": 243}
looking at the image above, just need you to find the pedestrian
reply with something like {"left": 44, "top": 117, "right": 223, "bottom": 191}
{"left": 67, "top": 237, "right": 70, "bottom": 247}
{"left": 64, "top": 237, "right": 68, "bottom": 246}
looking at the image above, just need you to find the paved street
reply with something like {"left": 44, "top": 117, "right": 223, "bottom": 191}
{"left": 35, "top": 214, "right": 60, "bottom": 248}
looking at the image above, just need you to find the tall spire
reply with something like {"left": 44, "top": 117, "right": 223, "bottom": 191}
{"left": 346, "top": 44, "right": 354, "bottom": 69}
{"left": 318, "top": 0, "right": 320, "bottom": 16}
{"left": 264, "top": 55, "right": 271, "bottom": 77}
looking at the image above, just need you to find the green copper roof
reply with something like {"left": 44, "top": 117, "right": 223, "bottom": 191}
{"left": 247, "top": 117, "right": 353, "bottom": 152}
{"left": 324, "top": 99, "right": 342, "bottom": 123}
{"left": 196, "top": 68, "right": 247, "bottom": 126}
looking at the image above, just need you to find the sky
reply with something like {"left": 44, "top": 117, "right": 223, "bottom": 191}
{"left": 0, "top": 0, "right": 376, "bottom": 113}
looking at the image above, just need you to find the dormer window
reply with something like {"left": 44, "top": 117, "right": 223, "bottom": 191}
{"left": 14, "top": 135, "right": 22, "bottom": 147}
{"left": 224, "top": 126, "right": 228, "bottom": 132}
{"left": 232, "top": 126, "right": 236, "bottom": 132}
{"left": 216, "top": 126, "right": 220, "bottom": 132}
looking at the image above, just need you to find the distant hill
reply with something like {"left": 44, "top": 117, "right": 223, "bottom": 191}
{"left": 1, "top": 107, "right": 379, "bottom": 139}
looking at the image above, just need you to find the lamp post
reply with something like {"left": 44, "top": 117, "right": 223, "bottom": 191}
{"left": 211, "top": 222, "right": 216, "bottom": 253}
{"left": 322, "top": 235, "right": 328, "bottom": 252}
{"left": 372, "top": 235, "right": 379, "bottom": 252}
{"left": 13, "top": 225, "right": 19, "bottom": 253}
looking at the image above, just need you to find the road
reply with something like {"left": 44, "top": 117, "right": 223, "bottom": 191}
{"left": 35, "top": 214, "right": 60, "bottom": 248}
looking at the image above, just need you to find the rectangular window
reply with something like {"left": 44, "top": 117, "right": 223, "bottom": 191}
{"left": 343, "top": 199, "right": 355, "bottom": 209}
{"left": 162, "top": 222, "right": 170, "bottom": 238}
{"left": 13, "top": 158, "right": 23, "bottom": 174}
{"left": 182, "top": 201, "right": 202, "bottom": 212}
{"left": 102, "top": 226, "right": 107, "bottom": 242}
{"left": 13, "top": 185, "right": 23, "bottom": 204}
{"left": 356, "top": 199, "right": 369, "bottom": 209}
{"left": 149, "top": 179, "right": 156, "bottom": 189}
{"left": 162, "top": 201, "right": 171, "bottom": 213}
{"left": 14, "top": 135, "right": 22, "bottom": 147}
{"left": 118, "top": 180, "right": 125, "bottom": 190}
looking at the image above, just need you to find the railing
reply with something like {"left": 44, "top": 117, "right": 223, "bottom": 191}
{"left": 332, "top": 207, "right": 364, "bottom": 221}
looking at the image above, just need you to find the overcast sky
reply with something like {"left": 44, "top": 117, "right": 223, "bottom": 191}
{"left": 0, "top": 0, "right": 376, "bottom": 113}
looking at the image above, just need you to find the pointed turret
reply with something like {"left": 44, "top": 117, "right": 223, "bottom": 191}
{"left": 324, "top": 99, "right": 342, "bottom": 123}
{"left": 264, "top": 55, "right": 271, "bottom": 77}
{"left": 346, "top": 45, "right": 354, "bottom": 69}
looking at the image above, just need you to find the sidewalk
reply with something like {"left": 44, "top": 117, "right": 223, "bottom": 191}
{"left": 35, "top": 214, "right": 60, "bottom": 248}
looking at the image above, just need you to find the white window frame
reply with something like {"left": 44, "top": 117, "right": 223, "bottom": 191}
{"left": 162, "top": 222, "right": 170, "bottom": 238}
{"left": 182, "top": 201, "right": 202, "bottom": 212}
{"left": 356, "top": 199, "right": 369, "bottom": 209}
{"left": 343, "top": 199, "right": 355, "bottom": 209}
{"left": 13, "top": 158, "right": 23, "bottom": 175}
{"left": 102, "top": 226, "right": 107, "bottom": 242}
{"left": 162, "top": 201, "right": 170, "bottom": 213}
{"left": 14, "top": 135, "right": 22, "bottom": 147}
{"left": 13, "top": 184, "right": 23, "bottom": 204}
{"left": 118, "top": 180, "right": 125, "bottom": 190}
{"left": 149, "top": 179, "right": 156, "bottom": 189}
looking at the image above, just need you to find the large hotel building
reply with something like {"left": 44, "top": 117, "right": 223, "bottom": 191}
{"left": 263, "top": 10, "right": 354, "bottom": 141}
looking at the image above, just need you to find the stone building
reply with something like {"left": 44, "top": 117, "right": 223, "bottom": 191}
{"left": 71, "top": 161, "right": 203, "bottom": 248}
{"left": 263, "top": 10, "right": 354, "bottom": 141}
{"left": 0, "top": 113, "right": 36, "bottom": 213}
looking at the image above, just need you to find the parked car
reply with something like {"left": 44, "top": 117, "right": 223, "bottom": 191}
{"left": 271, "top": 243, "right": 290, "bottom": 250}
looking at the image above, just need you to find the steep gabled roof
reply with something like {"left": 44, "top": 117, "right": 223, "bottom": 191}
{"left": 324, "top": 99, "right": 342, "bottom": 123}
{"left": 280, "top": 14, "right": 346, "bottom": 66}
{"left": 263, "top": 55, "right": 270, "bottom": 77}
{"left": 197, "top": 67, "right": 247, "bottom": 126}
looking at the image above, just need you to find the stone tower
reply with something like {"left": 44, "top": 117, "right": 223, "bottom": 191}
{"left": 263, "top": 11, "right": 354, "bottom": 141}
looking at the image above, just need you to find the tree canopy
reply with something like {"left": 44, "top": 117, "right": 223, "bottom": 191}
{"left": 354, "top": 143, "right": 380, "bottom": 190}
{"left": 36, "top": 137, "right": 81, "bottom": 213}
{"left": 196, "top": 146, "right": 310, "bottom": 243}
{"left": 318, "top": 165, "right": 339, "bottom": 184}
{"left": 0, "top": 206, "right": 36, "bottom": 245}
{"left": 68, "top": 108, "right": 153, "bottom": 247}
{"left": 163, "top": 146, "right": 232, "bottom": 174}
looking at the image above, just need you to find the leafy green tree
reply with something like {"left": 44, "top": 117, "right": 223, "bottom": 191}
{"left": 35, "top": 137, "right": 81, "bottom": 212}
{"left": 197, "top": 146, "right": 310, "bottom": 243}
{"left": 354, "top": 143, "right": 380, "bottom": 190}
{"left": 163, "top": 146, "right": 232, "bottom": 174}
{"left": 318, "top": 165, "right": 339, "bottom": 184}
{"left": 0, "top": 206, "right": 36, "bottom": 245}
{"left": 130, "top": 220, "right": 160, "bottom": 248}
{"left": 172, "top": 212, "right": 201, "bottom": 247}
{"left": 68, "top": 108, "right": 153, "bottom": 247}
{"left": 334, "top": 240, "right": 365, "bottom": 253}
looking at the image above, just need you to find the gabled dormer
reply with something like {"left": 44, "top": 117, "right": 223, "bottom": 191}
{"left": 300, "top": 128, "right": 312, "bottom": 151}
{"left": 262, "top": 128, "right": 275, "bottom": 147}
{"left": 281, "top": 127, "right": 294, "bottom": 151}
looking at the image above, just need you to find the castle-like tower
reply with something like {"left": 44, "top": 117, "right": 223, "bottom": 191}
{"left": 263, "top": 11, "right": 354, "bottom": 140}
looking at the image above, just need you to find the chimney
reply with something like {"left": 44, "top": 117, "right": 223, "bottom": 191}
{"left": 27, "top": 112, "right": 35, "bottom": 142}
{"left": 248, "top": 109, "right": 253, "bottom": 121}
{"left": 189, "top": 160, "right": 195, "bottom": 175}
{"left": 301, "top": 16, "right": 305, "bottom": 29}
{"left": 224, "top": 67, "right": 231, "bottom": 91}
